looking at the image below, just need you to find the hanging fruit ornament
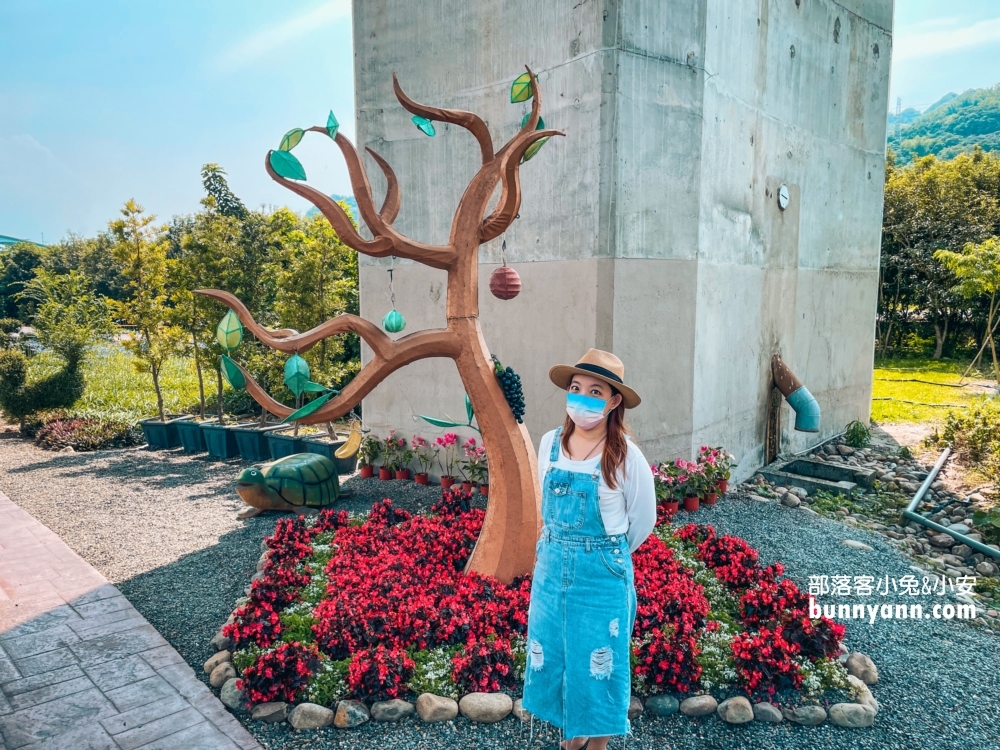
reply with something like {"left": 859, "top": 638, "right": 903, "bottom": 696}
{"left": 490, "top": 239, "right": 522, "bottom": 300}
{"left": 382, "top": 263, "right": 406, "bottom": 332}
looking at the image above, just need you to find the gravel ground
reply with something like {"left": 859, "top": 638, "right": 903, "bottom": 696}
{"left": 1, "top": 428, "right": 998, "bottom": 749}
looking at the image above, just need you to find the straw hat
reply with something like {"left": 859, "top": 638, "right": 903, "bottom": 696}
{"left": 548, "top": 348, "right": 641, "bottom": 408}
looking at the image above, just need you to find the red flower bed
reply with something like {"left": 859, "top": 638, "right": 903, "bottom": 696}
{"left": 224, "top": 496, "right": 847, "bottom": 708}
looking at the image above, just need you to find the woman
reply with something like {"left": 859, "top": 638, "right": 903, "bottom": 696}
{"left": 523, "top": 348, "right": 657, "bottom": 750}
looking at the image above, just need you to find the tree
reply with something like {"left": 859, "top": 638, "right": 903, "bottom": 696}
{"left": 200, "top": 68, "right": 559, "bottom": 583}
{"left": 274, "top": 211, "right": 360, "bottom": 389}
{"left": 19, "top": 269, "right": 113, "bottom": 365}
{"left": 109, "top": 200, "right": 186, "bottom": 422}
{"left": 0, "top": 242, "right": 46, "bottom": 321}
{"left": 935, "top": 237, "right": 1000, "bottom": 381}
{"left": 880, "top": 148, "right": 1000, "bottom": 357}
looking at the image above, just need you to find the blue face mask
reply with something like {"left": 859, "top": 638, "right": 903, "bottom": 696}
{"left": 566, "top": 392, "right": 609, "bottom": 429}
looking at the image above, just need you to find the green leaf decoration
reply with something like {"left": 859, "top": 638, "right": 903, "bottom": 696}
{"left": 302, "top": 380, "right": 332, "bottom": 393}
{"left": 411, "top": 115, "right": 436, "bottom": 137}
{"left": 466, "top": 394, "right": 474, "bottom": 423}
{"left": 521, "top": 136, "right": 550, "bottom": 164}
{"left": 215, "top": 310, "right": 243, "bottom": 351}
{"left": 283, "top": 390, "right": 336, "bottom": 423}
{"left": 510, "top": 72, "right": 533, "bottom": 103}
{"left": 269, "top": 150, "right": 307, "bottom": 181}
{"left": 520, "top": 113, "right": 545, "bottom": 130}
{"left": 283, "top": 353, "right": 311, "bottom": 397}
{"left": 326, "top": 111, "right": 339, "bottom": 140}
{"left": 220, "top": 355, "right": 246, "bottom": 390}
{"left": 279, "top": 128, "right": 305, "bottom": 151}
{"left": 383, "top": 309, "right": 406, "bottom": 333}
{"left": 418, "top": 415, "right": 466, "bottom": 429}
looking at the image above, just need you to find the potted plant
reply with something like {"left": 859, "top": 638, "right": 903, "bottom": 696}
{"left": 303, "top": 423, "right": 359, "bottom": 475}
{"left": 674, "top": 459, "right": 702, "bottom": 512}
{"left": 176, "top": 416, "right": 211, "bottom": 453}
{"left": 380, "top": 430, "right": 404, "bottom": 480}
{"left": 653, "top": 463, "right": 679, "bottom": 515}
{"left": 357, "top": 434, "right": 381, "bottom": 478}
{"left": 396, "top": 442, "right": 414, "bottom": 480}
{"left": 411, "top": 435, "right": 437, "bottom": 486}
{"left": 461, "top": 437, "right": 488, "bottom": 494}
{"left": 435, "top": 432, "right": 459, "bottom": 488}
{"left": 267, "top": 425, "right": 308, "bottom": 460}
{"left": 201, "top": 418, "right": 241, "bottom": 459}
{"left": 230, "top": 413, "right": 287, "bottom": 463}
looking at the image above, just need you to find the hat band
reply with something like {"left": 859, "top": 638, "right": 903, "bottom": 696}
{"left": 573, "top": 362, "right": 624, "bottom": 385}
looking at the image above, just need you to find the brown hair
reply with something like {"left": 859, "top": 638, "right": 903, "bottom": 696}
{"left": 560, "top": 386, "right": 630, "bottom": 490}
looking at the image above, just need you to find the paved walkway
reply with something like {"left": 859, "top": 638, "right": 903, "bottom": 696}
{"left": 0, "top": 492, "right": 262, "bottom": 750}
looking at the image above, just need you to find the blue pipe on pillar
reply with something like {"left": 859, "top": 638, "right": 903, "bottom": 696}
{"left": 771, "top": 354, "right": 821, "bottom": 433}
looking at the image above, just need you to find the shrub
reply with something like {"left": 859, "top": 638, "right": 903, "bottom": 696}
{"left": 0, "top": 349, "right": 84, "bottom": 425}
{"left": 346, "top": 645, "right": 415, "bottom": 702}
{"left": 239, "top": 641, "right": 320, "bottom": 707}
{"left": 844, "top": 420, "right": 872, "bottom": 448}
{"left": 929, "top": 399, "right": 1000, "bottom": 479}
{"left": 632, "top": 626, "right": 703, "bottom": 695}
{"left": 32, "top": 415, "right": 143, "bottom": 451}
{"left": 731, "top": 626, "right": 803, "bottom": 696}
{"left": 451, "top": 634, "right": 517, "bottom": 694}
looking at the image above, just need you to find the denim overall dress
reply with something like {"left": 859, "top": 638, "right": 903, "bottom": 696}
{"left": 522, "top": 426, "right": 637, "bottom": 740}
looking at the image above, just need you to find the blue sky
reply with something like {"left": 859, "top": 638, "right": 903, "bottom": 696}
{"left": 2, "top": 1, "right": 1000, "bottom": 244}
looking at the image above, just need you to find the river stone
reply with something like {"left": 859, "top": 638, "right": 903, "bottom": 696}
{"left": 204, "top": 651, "right": 231, "bottom": 674}
{"left": 829, "top": 702, "right": 875, "bottom": 728}
{"left": 459, "top": 692, "right": 512, "bottom": 723}
{"left": 842, "top": 540, "right": 873, "bottom": 551}
{"left": 753, "top": 702, "right": 783, "bottom": 722}
{"left": 512, "top": 698, "right": 531, "bottom": 721}
{"left": 929, "top": 534, "right": 955, "bottom": 548}
{"left": 628, "top": 696, "right": 644, "bottom": 720}
{"left": 334, "top": 699, "right": 370, "bottom": 728}
{"left": 947, "top": 523, "right": 971, "bottom": 535}
{"left": 783, "top": 705, "right": 827, "bottom": 725}
{"left": 781, "top": 492, "right": 801, "bottom": 508}
{"left": 288, "top": 702, "right": 335, "bottom": 730}
{"left": 977, "top": 561, "right": 999, "bottom": 576}
{"left": 251, "top": 702, "right": 288, "bottom": 723}
{"left": 220, "top": 678, "right": 245, "bottom": 712}
{"left": 952, "top": 544, "right": 974, "bottom": 558}
{"left": 717, "top": 696, "right": 754, "bottom": 724}
{"left": 210, "top": 631, "right": 232, "bottom": 652}
{"left": 209, "top": 661, "right": 236, "bottom": 688}
{"left": 679, "top": 695, "right": 718, "bottom": 716}
{"left": 847, "top": 675, "right": 879, "bottom": 713}
{"left": 846, "top": 652, "right": 879, "bottom": 684}
{"left": 416, "top": 693, "right": 459, "bottom": 722}
{"left": 645, "top": 694, "right": 679, "bottom": 717}
{"left": 371, "top": 699, "right": 415, "bottom": 722}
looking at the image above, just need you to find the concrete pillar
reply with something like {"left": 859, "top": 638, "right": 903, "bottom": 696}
{"left": 351, "top": 0, "right": 892, "bottom": 479}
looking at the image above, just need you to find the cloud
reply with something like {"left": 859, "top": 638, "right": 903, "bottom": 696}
{"left": 212, "top": 0, "right": 351, "bottom": 72}
{"left": 894, "top": 15, "right": 1000, "bottom": 62}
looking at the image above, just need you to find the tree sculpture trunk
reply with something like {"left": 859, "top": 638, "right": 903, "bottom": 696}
{"left": 197, "top": 68, "right": 560, "bottom": 583}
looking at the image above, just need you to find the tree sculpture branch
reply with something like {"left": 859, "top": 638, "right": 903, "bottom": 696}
{"left": 195, "top": 290, "right": 460, "bottom": 424}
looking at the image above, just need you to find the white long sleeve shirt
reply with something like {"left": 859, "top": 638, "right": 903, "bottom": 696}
{"left": 536, "top": 428, "right": 657, "bottom": 554}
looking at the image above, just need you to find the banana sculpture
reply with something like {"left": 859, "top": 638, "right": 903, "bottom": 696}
{"left": 335, "top": 419, "right": 363, "bottom": 459}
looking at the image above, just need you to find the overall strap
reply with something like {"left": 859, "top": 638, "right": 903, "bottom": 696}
{"left": 549, "top": 426, "right": 562, "bottom": 462}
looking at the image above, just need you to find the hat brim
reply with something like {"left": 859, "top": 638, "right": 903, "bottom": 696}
{"left": 548, "top": 364, "right": 641, "bottom": 408}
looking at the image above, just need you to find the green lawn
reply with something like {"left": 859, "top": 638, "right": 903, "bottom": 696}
{"left": 28, "top": 343, "right": 203, "bottom": 423}
{"left": 872, "top": 356, "right": 993, "bottom": 423}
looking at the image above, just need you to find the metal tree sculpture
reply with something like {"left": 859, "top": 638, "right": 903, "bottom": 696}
{"left": 198, "top": 67, "right": 561, "bottom": 584}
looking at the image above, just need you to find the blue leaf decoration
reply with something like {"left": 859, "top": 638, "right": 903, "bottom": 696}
{"left": 411, "top": 115, "right": 436, "bottom": 137}
{"left": 326, "top": 111, "right": 339, "bottom": 140}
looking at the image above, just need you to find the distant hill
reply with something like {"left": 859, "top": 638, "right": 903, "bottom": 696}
{"left": 306, "top": 194, "right": 359, "bottom": 223}
{"left": 887, "top": 84, "right": 1000, "bottom": 164}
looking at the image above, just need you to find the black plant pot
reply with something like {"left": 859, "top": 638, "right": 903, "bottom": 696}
{"left": 139, "top": 415, "right": 191, "bottom": 450}
{"left": 302, "top": 436, "right": 359, "bottom": 475}
{"left": 232, "top": 424, "right": 287, "bottom": 462}
{"left": 201, "top": 422, "right": 241, "bottom": 460}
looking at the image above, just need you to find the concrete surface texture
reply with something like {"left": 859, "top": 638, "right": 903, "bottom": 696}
{"left": 0, "top": 492, "right": 262, "bottom": 750}
{"left": 352, "top": 0, "right": 892, "bottom": 480}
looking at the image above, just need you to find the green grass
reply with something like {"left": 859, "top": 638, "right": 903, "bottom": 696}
{"left": 27, "top": 343, "right": 203, "bottom": 423}
{"left": 872, "top": 356, "right": 992, "bottom": 423}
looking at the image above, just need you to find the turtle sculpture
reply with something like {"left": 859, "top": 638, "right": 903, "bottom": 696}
{"left": 235, "top": 453, "right": 349, "bottom": 518}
